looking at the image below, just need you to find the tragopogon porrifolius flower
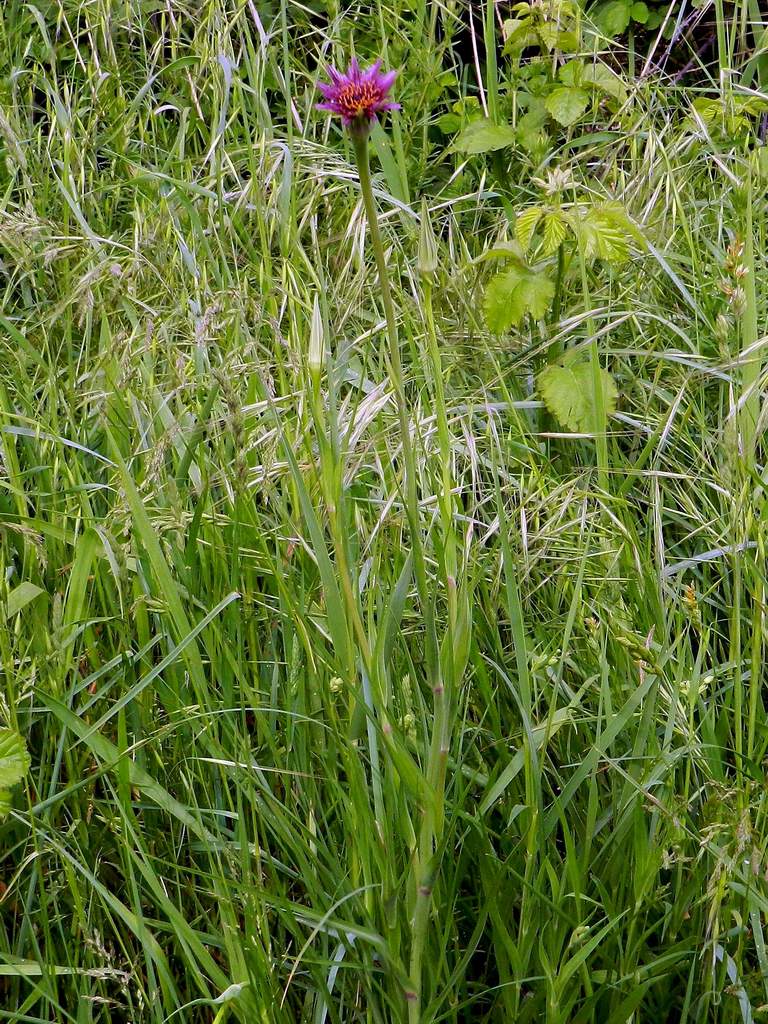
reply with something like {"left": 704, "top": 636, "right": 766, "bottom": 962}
{"left": 316, "top": 58, "right": 399, "bottom": 134}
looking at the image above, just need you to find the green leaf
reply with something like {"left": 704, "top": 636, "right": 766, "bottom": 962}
{"left": 582, "top": 64, "right": 628, "bottom": 102}
{"left": 545, "top": 86, "right": 589, "bottom": 127}
{"left": 515, "top": 206, "right": 545, "bottom": 251}
{"left": 436, "top": 113, "right": 462, "bottom": 134}
{"left": 570, "top": 202, "right": 639, "bottom": 264}
{"left": 537, "top": 21, "right": 562, "bottom": 51}
{"left": 484, "top": 266, "right": 555, "bottom": 333}
{"left": 5, "top": 581, "right": 44, "bottom": 619}
{"left": 559, "top": 60, "right": 583, "bottom": 87}
{"left": 542, "top": 211, "right": 569, "bottom": 255}
{"left": 517, "top": 108, "right": 549, "bottom": 153}
{"left": 538, "top": 360, "right": 617, "bottom": 431}
{"left": 453, "top": 119, "right": 517, "bottom": 154}
{"left": 594, "top": 0, "right": 632, "bottom": 36}
{"left": 630, "top": 1, "right": 649, "bottom": 22}
{"left": 503, "top": 18, "right": 539, "bottom": 54}
{"left": 0, "top": 729, "right": 30, "bottom": 819}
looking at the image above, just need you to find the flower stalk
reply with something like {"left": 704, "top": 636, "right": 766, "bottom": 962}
{"left": 319, "top": 60, "right": 446, "bottom": 1019}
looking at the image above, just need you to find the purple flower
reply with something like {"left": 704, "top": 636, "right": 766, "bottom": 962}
{"left": 317, "top": 58, "right": 399, "bottom": 133}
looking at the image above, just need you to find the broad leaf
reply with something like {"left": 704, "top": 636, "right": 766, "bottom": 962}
{"left": 517, "top": 109, "right": 549, "bottom": 153}
{"left": 542, "top": 212, "right": 569, "bottom": 255}
{"left": 0, "top": 729, "right": 30, "bottom": 819}
{"left": 570, "top": 203, "right": 639, "bottom": 264}
{"left": 559, "top": 60, "right": 583, "bottom": 87}
{"left": 436, "top": 113, "right": 462, "bottom": 134}
{"left": 537, "top": 21, "right": 562, "bottom": 51}
{"left": 484, "top": 266, "right": 555, "bottom": 333}
{"left": 538, "top": 360, "right": 617, "bottom": 431}
{"left": 582, "top": 64, "right": 628, "bottom": 102}
{"left": 454, "top": 119, "right": 517, "bottom": 155}
{"left": 630, "top": 1, "right": 649, "bottom": 22}
{"left": 515, "top": 206, "right": 545, "bottom": 251}
{"left": 545, "top": 87, "right": 589, "bottom": 127}
{"left": 594, "top": 0, "right": 632, "bottom": 36}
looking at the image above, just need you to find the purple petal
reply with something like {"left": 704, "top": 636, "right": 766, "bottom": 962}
{"left": 347, "top": 57, "right": 361, "bottom": 81}
{"left": 376, "top": 69, "right": 398, "bottom": 94}
{"left": 316, "top": 81, "right": 338, "bottom": 99}
{"left": 325, "top": 65, "right": 343, "bottom": 84}
{"left": 362, "top": 60, "right": 382, "bottom": 82}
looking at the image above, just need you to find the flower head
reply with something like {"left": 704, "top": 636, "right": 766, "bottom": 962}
{"left": 317, "top": 58, "right": 399, "bottom": 133}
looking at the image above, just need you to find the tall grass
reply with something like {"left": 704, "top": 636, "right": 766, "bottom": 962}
{"left": 1, "top": 0, "right": 768, "bottom": 1021}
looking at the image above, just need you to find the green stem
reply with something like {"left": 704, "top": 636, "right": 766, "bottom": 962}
{"left": 351, "top": 129, "right": 443, "bottom": 1021}
{"left": 351, "top": 132, "right": 437, "bottom": 670}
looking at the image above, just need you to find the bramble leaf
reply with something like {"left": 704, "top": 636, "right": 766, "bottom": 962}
{"left": 538, "top": 360, "right": 617, "bottom": 431}
{"left": 515, "top": 206, "right": 545, "bottom": 251}
{"left": 484, "top": 266, "right": 555, "bottom": 333}
{"left": 517, "top": 108, "right": 549, "bottom": 152}
{"left": 546, "top": 87, "right": 589, "bottom": 127}
{"left": 542, "top": 211, "right": 569, "bottom": 255}
{"left": 570, "top": 202, "right": 639, "bottom": 264}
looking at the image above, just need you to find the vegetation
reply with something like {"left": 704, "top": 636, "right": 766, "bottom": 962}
{"left": 1, "top": 0, "right": 768, "bottom": 1020}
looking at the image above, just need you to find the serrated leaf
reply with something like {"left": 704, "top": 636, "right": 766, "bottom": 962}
{"left": 0, "top": 729, "right": 30, "bottom": 818}
{"left": 559, "top": 60, "right": 583, "bottom": 87}
{"left": 542, "top": 211, "right": 569, "bottom": 255}
{"left": 538, "top": 361, "right": 617, "bottom": 431}
{"left": 570, "top": 203, "right": 638, "bottom": 264}
{"left": 476, "top": 240, "right": 527, "bottom": 263}
{"left": 594, "top": 0, "right": 632, "bottom": 36}
{"left": 537, "top": 21, "right": 561, "bottom": 51}
{"left": 484, "top": 267, "right": 555, "bottom": 333}
{"left": 545, "top": 86, "right": 589, "bottom": 127}
{"left": 515, "top": 206, "right": 545, "bottom": 251}
{"left": 454, "top": 119, "right": 517, "bottom": 154}
{"left": 484, "top": 272, "right": 526, "bottom": 333}
{"left": 520, "top": 272, "right": 556, "bottom": 320}
{"left": 582, "top": 64, "right": 628, "bottom": 102}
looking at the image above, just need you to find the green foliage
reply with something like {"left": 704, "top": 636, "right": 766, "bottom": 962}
{"left": 515, "top": 199, "right": 640, "bottom": 265}
{"left": 503, "top": 0, "right": 581, "bottom": 55}
{"left": 692, "top": 94, "right": 768, "bottom": 140}
{"left": 545, "top": 85, "right": 590, "bottom": 126}
{"left": 538, "top": 359, "right": 618, "bottom": 430}
{"left": 1, "top": 1, "right": 768, "bottom": 1022}
{"left": 571, "top": 202, "right": 639, "bottom": 264}
{"left": 453, "top": 118, "right": 517, "bottom": 154}
{"left": 484, "top": 263, "right": 555, "bottom": 331}
{"left": 0, "top": 729, "right": 30, "bottom": 817}
{"left": 591, "top": 0, "right": 664, "bottom": 36}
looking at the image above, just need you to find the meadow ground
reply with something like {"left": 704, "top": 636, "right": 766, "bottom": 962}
{"left": 1, "top": 1, "right": 768, "bottom": 1021}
